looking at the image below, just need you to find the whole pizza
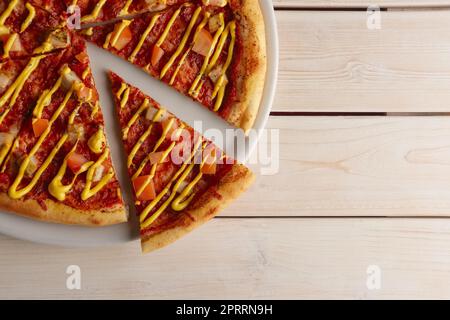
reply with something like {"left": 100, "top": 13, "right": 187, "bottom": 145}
{"left": 0, "top": 0, "right": 266, "bottom": 253}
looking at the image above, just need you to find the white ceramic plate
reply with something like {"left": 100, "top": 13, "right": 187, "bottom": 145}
{"left": 0, "top": 0, "right": 279, "bottom": 247}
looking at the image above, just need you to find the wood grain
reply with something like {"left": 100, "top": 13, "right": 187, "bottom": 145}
{"left": 2, "top": 218, "right": 450, "bottom": 299}
{"left": 229, "top": 116, "right": 450, "bottom": 217}
{"left": 273, "top": 0, "right": 450, "bottom": 7}
{"left": 274, "top": 10, "right": 450, "bottom": 112}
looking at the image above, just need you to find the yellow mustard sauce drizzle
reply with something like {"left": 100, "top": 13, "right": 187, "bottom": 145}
{"left": 88, "top": 127, "right": 105, "bottom": 154}
{"left": 188, "top": 14, "right": 226, "bottom": 97}
{"left": 159, "top": 7, "right": 203, "bottom": 79}
{"left": 122, "top": 98, "right": 149, "bottom": 139}
{"left": 0, "top": 0, "right": 18, "bottom": 26}
{"left": 82, "top": 67, "right": 90, "bottom": 80}
{"left": 91, "top": 100, "right": 99, "bottom": 117}
{"left": 20, "top": 2, "right": 35, "bottom": 33}
{"left": 127, "top": 108, "right": 165, "bottom": 168}
{"left": 0, "top": 136, "right": 18, "bottom": 171}
{"left": 81, "top": 0, "right": 106, "bottom": 23}
{"left": 33, "top": 74, "right": 64, "bottom": 118}
{"left": 81, "top": 148, "right": 114, "bottom": 200}
{"left": 116, "top": 82, "right": 130, "bottom": 108}
{"left": 2, "top": 32, "right": 17, "bottom": 58}
{"left": 0, "top": 141, "right": 11, "bottom": 167}
{"left": 168, "top": 10, "right": 212, "bottom": 85}
{"left": 133, "top": 124, "right": 185, "bottom": 198}
{"left": 0, "top": 40, "right": 53, "bottom": 124}
{"left": 128, "top": 13, "right": 160, "bottom": 63}
{"left": 8, "top": 81, "right": 75, "bottom": 200}
{"left": 212, "top": 21, "right": 236, "bottom": 111}
{"left": 139, "top": 139, "right": 205, "bottom": 229}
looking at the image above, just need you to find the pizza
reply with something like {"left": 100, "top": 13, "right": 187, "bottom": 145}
{"left": 82, "top": 0, "right": 266, "bottom": 133}
{"left": 109, "top": 71, "right": 254, "bottom": 252}
{"left": 0, "top": 28, "right": 127, "bottom": 225}
{"left": 0, "top": 0, "right": 69, "bottom": 61}
{"left": 0, "top": 0, "right": 264, "bottom": 253}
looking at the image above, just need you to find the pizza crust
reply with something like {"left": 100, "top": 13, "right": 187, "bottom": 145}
{"left": 141, "top": 163, "right": 255, "bottom": 253}
{"left": 0, "top": 193, "right": 128, "bottom": 226}
{"left": 226, "top": 0, "right": 267, "bottom": 133}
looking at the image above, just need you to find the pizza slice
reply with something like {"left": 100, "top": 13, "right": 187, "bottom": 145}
{"left": 83, "top": 0, "right": 266, "bottom": 133}
{"left": 109, "top": 71, "right": 254, "bottom": 253}
{"left": 0, "top": 0, "right": 69, "bottom": 61}
{"left": 0, "top": 32, "right": 127, "bottom": 226}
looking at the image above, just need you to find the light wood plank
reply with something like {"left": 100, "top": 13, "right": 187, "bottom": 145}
{"left": 274, "top": 10, "right": 450, "bottom": 112}
{"left": 273, "top": 0, "right": 450, "bottom": 8}
{"left": 228, "top": 116, "right": 450, "bottom": 217}
{"left": 2, "top": 218, "right": 450, "bottom": 299}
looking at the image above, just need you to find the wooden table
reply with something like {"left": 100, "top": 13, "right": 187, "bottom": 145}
{"left": 3, "top": 0, "right": 450, "bottom": 299}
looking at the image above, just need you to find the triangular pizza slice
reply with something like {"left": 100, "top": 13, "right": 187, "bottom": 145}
{"left": 109, "top": 71, "right": 254, "bottom": 253}
{"left": 0, "top": 0, "right": 69, "bottom": 61}
{"left": 0, "top": 32, "right": 127, "bottom": 225}
{"left": 83, "top": 0, "right": 266, "bottom": 133}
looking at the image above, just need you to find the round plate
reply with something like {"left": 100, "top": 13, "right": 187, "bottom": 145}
{"left": 0, "top": 0, "right": 279, "bottom": 247}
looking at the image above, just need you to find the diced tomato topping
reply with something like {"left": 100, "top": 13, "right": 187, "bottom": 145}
{"left": 67, "top": 152, "right": 89, "bottom": 174}
{"left": 201, "top": 146, "right": 217, "bottom": 175}
{"left": 151, "top": 45, "right": 165, "bottom": 67}
{"left": 148, "top": 152, "right": 168, "bottom": 165}
{"left": 113, "top": 26, "right": 132, "bottom": 50}
{"left": 76, "top": 85, "right": 92, "bottom": 101}
{"left": 133, "top": 175, "right": 156, "bottom": 201}
{"left": 32, "top": 118, "right": 49, "bottom": 137}
{"left": 75, "top": 52, "right": 89, "bottom": 63}
{"left": 193, "top": 29, "right": 213, "bottom": 56}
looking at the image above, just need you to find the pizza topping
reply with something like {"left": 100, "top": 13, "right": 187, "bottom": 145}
{"left": 20, "top": 2, "right": 36, "bottom": 33}
{"left": 146, "top": 106, "right": 168, "bottom": 122}
{"left": 61, "top": 66, "right": 81, "bottom": 90}
{"left": 105, "top": 21, "right": 133, "bottom": 51}
{"left": 202, "top": 0, "right": 228, "bottom": 7}
{"left": 76, "top": 52, "right": 89, "bottom": 64}
{"left": 32, "top": 118, "right": 49, "bottom": 137}
{"left": 133, "top": 175, "right": 156, "bottom": 201}
{"left": 148, "top": 151, "right": 168, "bottom": 165}
{"left": 0, "top": 0, "right": 18, "bottom": 26}
{"left": 93, "top": 164, "right": 105, "bottom": 182}
{"left": 151, "top": 45, "right": 165, "bottom": 66}
{"left": 208, "top": 14, "right": 222, "bottom": 33}
{"left": 67, "top": 152, "right": 89, "bottom": 174}
{"left": 47, "top": 29, "right": 70, "bottom": 50}
{"left": 87, "top": 127, "right": 106, "bottom": 154}
{"left": 0, "top": 71, "right": 12, "bottom": 90}
{"left": 116, "top": 82, "right": 130, "bottom": 109}
{"left": 192, "top": 29, "right": 213, "bottom": 57}
{"left": 81, "top": 148, "right": 115, "bottom": 200}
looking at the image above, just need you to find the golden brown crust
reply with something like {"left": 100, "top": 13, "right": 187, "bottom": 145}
{"left": 141, "top": 164, "right": 254, "bottom": 253}
{"left": 226, "top": 0, "right": 267, "bottom": 133}
{"left": 0, "top": 193, "right": 128, "bottom": 226}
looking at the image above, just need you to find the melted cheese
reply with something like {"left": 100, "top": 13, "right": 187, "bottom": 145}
{"left": 20, "top": 3, "right": 36, "bottom": 33}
